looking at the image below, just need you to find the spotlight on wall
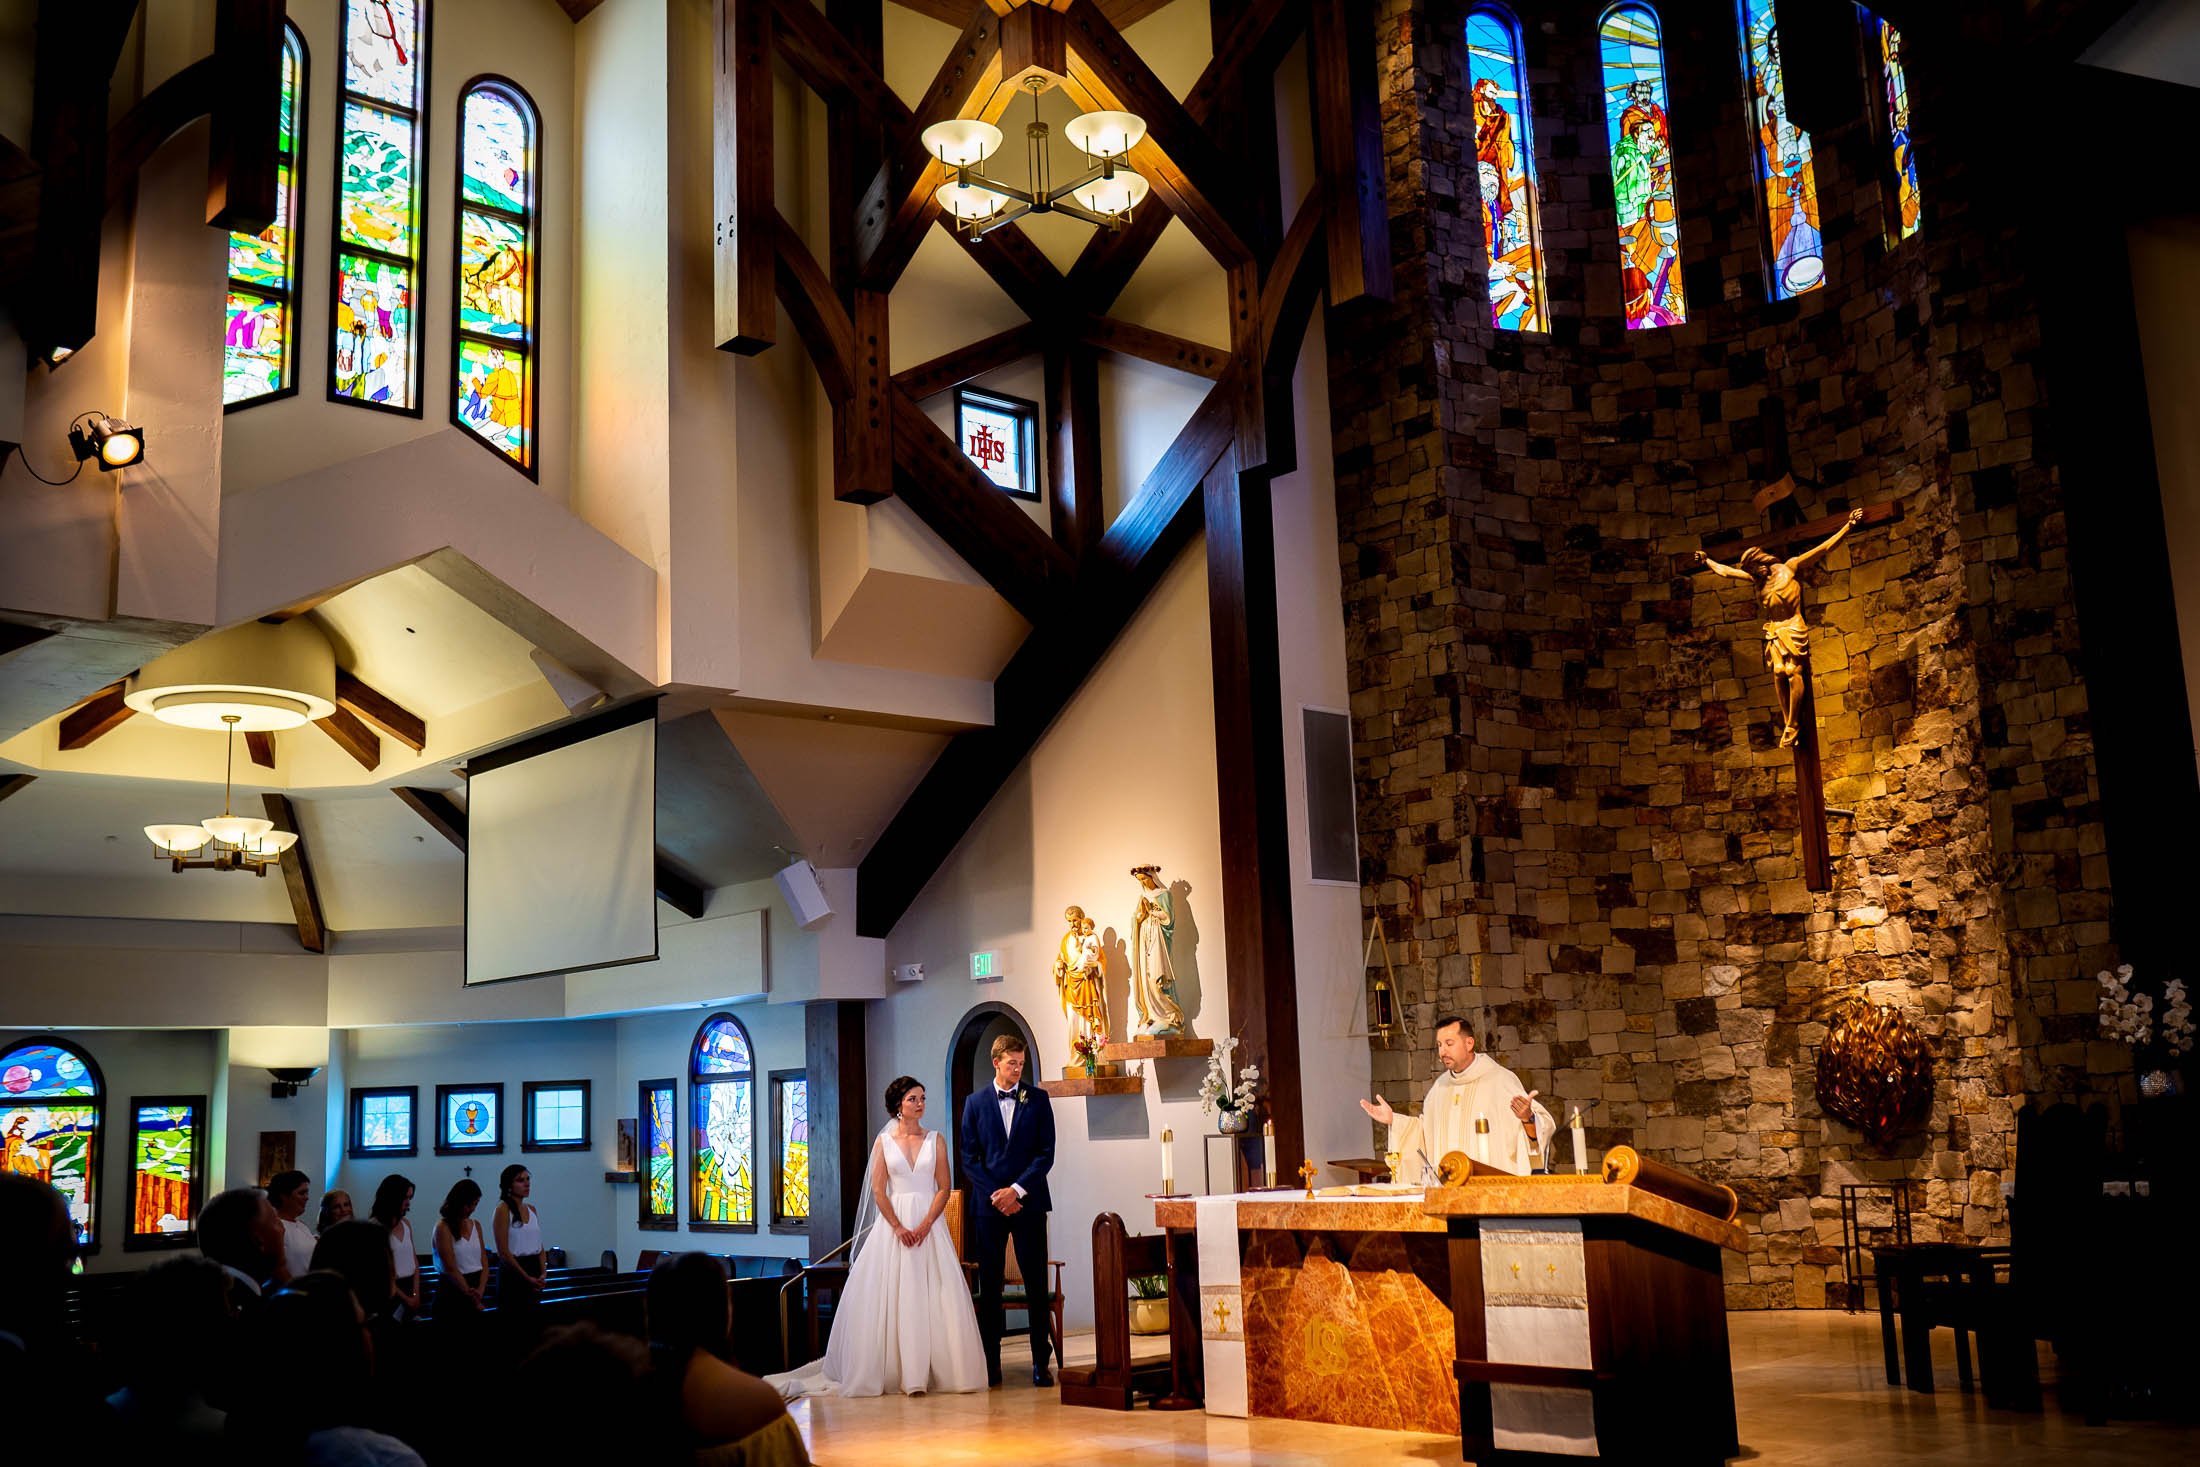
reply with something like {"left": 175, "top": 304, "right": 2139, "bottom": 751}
{"left": 267, "top": 1065, "right": 324, "bottom": 1099}
{"left": 67, "top": 414, "right": 145, "bottom": 471}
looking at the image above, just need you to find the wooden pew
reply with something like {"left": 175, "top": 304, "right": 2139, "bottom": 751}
{"left": 1059, "top": 1212, "right": 1174, "bottom": 1410}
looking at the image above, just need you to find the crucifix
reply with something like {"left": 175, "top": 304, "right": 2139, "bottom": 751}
{"left": 1691, "top": 500, "right": 1900, "bottom": 892}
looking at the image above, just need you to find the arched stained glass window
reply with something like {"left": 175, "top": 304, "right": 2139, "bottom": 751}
{"left": 454, "top": 79, "right": 539, "bottom": 474}
{"left": 1738, "top": 0, "right": 1824, "bottom": 299}
{"left": 331, "top": 0, "right": 428, "bottom": 412}
{"left": 1466, "top": 7, "right": 1546, "bottom": 332}
{"left": 225, "top": 24, "right": 307, "bottom": 407}
{"left": 690, "top": 1013, "right": 755, "bottom": 1230}
{"left": 1, "top": 1036, "right": 104, "bottom": 1251}
{"left": 1598, "top": 5, "right": 1687, "bottom": 329}
{"left": 1870, "top": 10, "right": 1920, "bottom": 243}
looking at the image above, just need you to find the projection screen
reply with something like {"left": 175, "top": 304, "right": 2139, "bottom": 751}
{"left": 464, "top": 700, "right": 658, "bottom": 985}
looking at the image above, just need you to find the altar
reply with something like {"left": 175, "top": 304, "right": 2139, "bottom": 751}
{"left": 1153, "top": 1174, "right": 1748, "bottom": 1462}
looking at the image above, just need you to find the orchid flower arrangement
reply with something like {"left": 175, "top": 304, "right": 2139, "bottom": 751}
{"left": 2163, "top": 978, "right": 2193, "bottom": 1057}
{"left": 2097, "top": 964, "right": 2154, "bottom": 1046}
{"left": 1199, "top": 1036, "right": 1261, "bottom": 1116}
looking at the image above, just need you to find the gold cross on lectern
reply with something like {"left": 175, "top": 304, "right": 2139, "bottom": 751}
{"left": 1212, "top": 1299, "right": 1232, "bottom": 1334}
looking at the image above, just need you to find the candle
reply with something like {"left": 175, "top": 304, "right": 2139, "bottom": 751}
{"left": 1262, "top": 1119, "right": 1276, "bottom": 1187}
{"left": 1570, "top": 1107, "right": 1588, "bottom": 1175}
{"left": 1473, "top": 1115, "right": 1491, "bottom": 1166}
{"left": 1161, "top": 1126, "right": 1174, "bottom": 1195}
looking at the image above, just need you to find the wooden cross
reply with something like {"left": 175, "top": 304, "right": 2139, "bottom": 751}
{"left": 1299, "top": 1159, "right": 1317, "bottom": 1198}
{"left": 1212, "top": 1298, "right": 1232, "bottom": 1334}
{"left": 1693, "top": 501, "right": 1901, "bottom": 892}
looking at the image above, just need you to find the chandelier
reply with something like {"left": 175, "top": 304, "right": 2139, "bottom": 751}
{"left": 927, "top": 77, "right": 1148, "bottom": 236}
{"left": 143, "top": 714, "right": 298, "bottom": 875}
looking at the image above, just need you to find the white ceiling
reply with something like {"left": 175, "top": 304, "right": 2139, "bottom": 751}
{"left": 308, "top": 563, "right": 547, "bottom": 720}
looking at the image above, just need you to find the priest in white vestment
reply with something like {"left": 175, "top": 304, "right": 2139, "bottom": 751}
{"left": 1361, "top": 1015, "right": 1556, "bottom": 1177}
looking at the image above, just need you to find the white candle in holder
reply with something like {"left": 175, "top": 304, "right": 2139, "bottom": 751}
{"left": 1161, "top": 1127, "right": 1174, "bottom": 1195}
{"left": 1570, "top": 1108, "right": 1589, "bottom": 1175}
{"left": 1262, "top": 1119, "right": 1276, "bottom": 1187}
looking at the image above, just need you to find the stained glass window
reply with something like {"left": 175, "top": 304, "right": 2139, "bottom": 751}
{"left": 348, "top": 1085, "right": 417, "bottom": 1157}
{"left": 436, "top": 1083, "right": 503, "bottom": 1154}
{"left": 955, "top": 387, "right": 1039, "bottom": 500}
{"left": 127, "top": 1097, "right": 205, "bottom": 1249}
{"left": 523, "top": 1081, "right": 589, "bottom": 1151}
{"left": 454, "top": 80, "right": 539, "bottom": 473}
{"left": 772, "top": 1071, "right": 809, "bottom": 1228}
{"left": 690, "top": 1014, "right": 755, "bottom": 1229}
{"left": 1466, "top": 7, "right": 1546, "bottom": 332}
{"left": 1738, "top": 0, "right": 1824, "bottom": 299}
{"left": 226, "top": 24, "right": 307, "bottom": 407}
{"left": 640, "top": 1078, "right": 676, "bottom": 1230}
{"left": 1869, "top": 11, "right": 1920, "bottom": 243}
{"left": 332, "top": 0, "right": 427, "bottom": 411}
{"left": 1598, "top": 5, "right": 1687, "bottom": 329}
{"left": 0, "top": 1038, "right": 102, "bottom": 1251}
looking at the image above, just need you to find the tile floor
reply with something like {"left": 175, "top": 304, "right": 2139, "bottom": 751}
{"left": 784, "top": 1312, "right": 2198, "bottom": 1465}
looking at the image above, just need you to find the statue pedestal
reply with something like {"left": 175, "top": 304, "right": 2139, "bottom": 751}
{"left": 1063, "top": 1061, "right": 1125, "bottom": 1079}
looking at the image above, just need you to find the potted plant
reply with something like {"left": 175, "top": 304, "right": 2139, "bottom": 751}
{"left": 1129, "top": 1272, "right": 1169, "bottom": 1334}
{"left": 1198, "top": 1036, "right": 1260, "bottom": 1133}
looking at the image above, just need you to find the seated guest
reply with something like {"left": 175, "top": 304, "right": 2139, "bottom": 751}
{"left": 368, "top": 1175, "right": 423, "bottom": 1320}
{"left": 0, "top": 1176, "right": 87, "bottom": 1460}
{"left": 312, "top": 1218, "right": 399, "bottom": 1323}
{"left": 432, "top": 1179, "right": 488, "bottom": 1317}
{"left": 316, "top": 1187, "right": 354, "bottom": 1235}
{"left": 270, "top": 1170, "right": 317, "bottom": 1281}
{"left": 199, "top": 1187, "right": 287, "bottom": 1300}
{"left": 493, "top": 1164, "right": 545, "bottom": 1312}
{"left": 227, "top": 1269, "right": 425, "bottom": 1465}
{"left": 103, "top": 1255, "right": 230, "bottom": 1453}
{"left": 647, "top": 1253, "right": 812, "bottom": 1466}
{"left": 518, "top": 1323, "right": 677, "bottom": 1463}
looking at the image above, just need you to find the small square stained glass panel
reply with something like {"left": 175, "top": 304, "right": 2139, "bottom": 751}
{"left": 442, "top": 1089, "right": 499, "bottom": 1150}
{"left": 532, "top": 1087, "right": 584, "bottom": 1144}
{"left": 958, "top": 400, "right": 1025, "bottom": 495}
{"left": 360, "top": 1093, "right": 411, "bottom": 1152}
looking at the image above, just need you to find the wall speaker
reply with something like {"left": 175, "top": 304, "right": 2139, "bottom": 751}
{"left": 893, "top": 963, "right": 925, "bottom": 984}
{"left": 774, "top": 859, "right": 834, "bottom": 930}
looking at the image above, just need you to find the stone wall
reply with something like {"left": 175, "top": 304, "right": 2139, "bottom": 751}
{"left": 1331, "top": 0, "right": 2114, "bottom": 1306}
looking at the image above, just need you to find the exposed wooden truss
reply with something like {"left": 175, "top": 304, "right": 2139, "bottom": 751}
{"left": 716, "top": 0, "right": 1385, "bottom": 1168}
{"left": 262, "top": 792, "right": 327, "bottom": 953}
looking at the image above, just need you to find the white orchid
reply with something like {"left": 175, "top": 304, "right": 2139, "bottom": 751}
{"left": 2163, "top": 978, "right": 2194, "bottom": 1057}
{"left": 2097, "top": 966, "right": 2156, "bottom": 1046}
{"left": 1198, "top": 1039, "right": 1261, "bottom": 1116}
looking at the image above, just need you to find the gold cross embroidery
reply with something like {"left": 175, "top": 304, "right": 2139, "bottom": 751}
{"left": 1547, "top": 1262, "right": 1558, "bottom": 1281}
{"left": 1213, "top": 1299, "right": 1232, "bottom": 1334}
{"left": 1510, "top": 1261, "right": 1521, "bottom": 1279}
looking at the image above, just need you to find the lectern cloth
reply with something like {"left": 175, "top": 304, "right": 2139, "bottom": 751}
{"left": 1481, "top": 1219, "right": 1598, "bottom": 1456}
{"left": 1196, "top": 1197, "right": 1246, "bottom": 1417}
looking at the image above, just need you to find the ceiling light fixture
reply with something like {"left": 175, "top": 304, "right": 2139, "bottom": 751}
{"left": 925, "top": 78, "right": 1149, "bottom": 237}
{"left": 123, "top": 619, "right": 338, "bottom": 732}
{"left": 144, "top": 715, "right": 299, "bottom": 875}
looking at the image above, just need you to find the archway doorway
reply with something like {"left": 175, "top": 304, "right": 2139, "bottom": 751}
{"left": 946, "top": 1001, "right": 1040, "bottom": 1203}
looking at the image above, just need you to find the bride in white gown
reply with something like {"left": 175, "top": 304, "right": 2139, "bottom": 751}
{"left": 767, "top": 1076, "right": 987, "bottom": 1398}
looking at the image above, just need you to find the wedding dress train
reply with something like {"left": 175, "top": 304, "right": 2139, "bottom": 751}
{"left": 766, "top": 1129, "right": 987, "bottom": 1398}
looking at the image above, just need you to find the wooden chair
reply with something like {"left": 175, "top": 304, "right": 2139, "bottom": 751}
{"left": 1060, "top": 1212, "right": 1173, "bottom": 1409}
{"left": 598, "top": 1248, "right": 617, "bottom": 1272}
{"left": 635, "top": 1249, "right": 662, "bottom": 1273}
{"left": 946, "top": 1190, "right": 1063, "bottom": 1362}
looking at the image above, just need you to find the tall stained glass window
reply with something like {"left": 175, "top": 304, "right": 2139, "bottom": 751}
{"left": 1598, "top": 5, "right": 1687, "bottom": 328}
{"left": 1870, "top": 11, "right": 1920, "bottom": 243}
{"left": 1466, "top": 7, "right": 1546, "bottom": 332}
{"left": 639, "top": 1078, "right": 676, "bottom": 1230}
{"left": 771, "top": 1071, "right": 809, "bottom": 1230}
{"left": 1738, "top": 0, "right": 1824, "bottom": 299}
{"left": 127, "top": 1097, "right": 205, "bottom": 1249}
{"left": 454, "top": 79, "right": 539, "bottom": 473}
{"left": 690, "top": 1015, "right": 755, "bottom": 1230}
{"left": 332, "top": 0, "right": 428, "bottom": 412}
{"left": 0, "top": 1037, "right": 102, "bottom": 1250}
{"left": 226, "top": 24, "right": 307, "bottom": 407}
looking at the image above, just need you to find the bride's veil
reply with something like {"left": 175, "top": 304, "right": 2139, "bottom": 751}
{"left": 846, "top": 1122, "right": 896, "bottom": 1262}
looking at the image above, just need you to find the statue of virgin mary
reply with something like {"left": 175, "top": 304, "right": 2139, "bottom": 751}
{"left": 1130, "top": 865, "right": 1185, "bottom": 1038}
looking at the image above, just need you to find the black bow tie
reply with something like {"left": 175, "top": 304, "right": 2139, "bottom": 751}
{"left": 996, "top": 1088, "right": 1016, "bottom": 1099}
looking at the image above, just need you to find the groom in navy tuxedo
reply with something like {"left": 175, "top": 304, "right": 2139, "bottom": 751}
{"left": 958, "top": 1032, "right": 1056, "bottom": 1387}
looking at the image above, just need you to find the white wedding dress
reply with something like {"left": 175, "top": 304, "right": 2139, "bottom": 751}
{"left": 767, "top": 1128, "right": 987, "bottom": 1398}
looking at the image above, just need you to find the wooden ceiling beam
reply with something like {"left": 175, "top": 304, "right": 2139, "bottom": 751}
{"left": 335, "top": 672, "right": 427, "bottom": 753}
{"left": 1077, "top": 316, "right": 1228, "bottom": 378}
{"left": 0, "top": 774, "right": 35, "bottom": 805}
{"left": 656, "top": 857, "right": 709, "bottom": 920}
{"left": 855, "top": 8, "right": 1002, "bottom": 292}
{"left": 844, "top": 288, "right": 895, "bottom": 504}
{"left": 393, "top": 787, "right": 467, "bottom": 850}
{"left": 716, "top": 0, "right": 776, "bottom": 353}
{"left": 889, "top": 387, "right": 1078, "bottom": 624}
{"left": 262, "top": 792, "right": 327, "bottom": 954}
{"left": 57, "top": 682, "right": 133, "bottom": 750}
{"left": 205, "top": 0, "right": 284, "bottom": 232}
{"left": 314, "top": 706, "right": 381, "bottom": 771}
{"left": 22, "top": 0, "right": 139, "bottom": 356}
{"left": 773, "top": 211, "right": 856, "bottom": 401}
{"left": 1308, "top": 0, "right": 1391, "bottom": 307}
{"left": 245, "top": 730, "right": 276, "bottom": 769}
{"left": 886, "top": 0, "right": 981, "bottom": 23}
{"left": 1058, "top": 0, "right": 1259, "bottom": 265}
{"left": 892, "top": 321, "right": 1045, "bottom": 400}
{"left": 1043, "top": 339, "right": 1104, "bottom": 561}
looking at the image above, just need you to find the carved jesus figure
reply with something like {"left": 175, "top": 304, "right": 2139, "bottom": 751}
{"left": 1693, "top": 507, "right": 1864, "bottom": 749}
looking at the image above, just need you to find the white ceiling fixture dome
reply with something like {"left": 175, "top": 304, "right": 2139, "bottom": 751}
{"left": 123, "top": 619, "right": 339, "bottom": 732}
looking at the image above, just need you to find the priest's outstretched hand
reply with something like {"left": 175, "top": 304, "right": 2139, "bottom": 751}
{"left": 1359, "top": 1095, "right": 1396, "bottom": 1125}
{"left": 1510, "top": 1092, "right": 1537, "bottom": 1122}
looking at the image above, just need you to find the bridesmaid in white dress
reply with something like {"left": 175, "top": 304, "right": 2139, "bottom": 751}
{"left": 768, "top": 1076, "right": 986, "bottom": 1398}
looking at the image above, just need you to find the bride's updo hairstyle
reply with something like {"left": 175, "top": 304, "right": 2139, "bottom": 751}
{"left": 885, "top": 1076, "right": 923, "bottom": 1118}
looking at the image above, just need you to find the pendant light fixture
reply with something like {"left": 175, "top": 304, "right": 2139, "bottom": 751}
{"left": 924, "top": 77, "right": 1149, "bottom": 236}
{"left": 143, "top": 715, "right": 299, "bottom": 875}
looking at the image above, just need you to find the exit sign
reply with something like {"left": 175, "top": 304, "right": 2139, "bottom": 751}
{"left": 971, "top": 950, "right": 1002, "bottom": 981}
